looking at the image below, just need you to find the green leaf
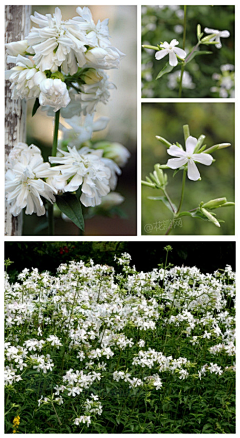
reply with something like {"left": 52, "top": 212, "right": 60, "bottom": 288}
{"left": 156, "top": 63, "right": 174, "bottom": 80}
{"left": 148, "top": 196, "right": 176, "bottom": 213}
{"left": 32, "top": 98, "right": 40, "bottom": 117}
{"left": 185, "top": 50, "right": 212, "bottom": 64}
{"left": 56, "top": 192, "right": 84, "bottom": 230}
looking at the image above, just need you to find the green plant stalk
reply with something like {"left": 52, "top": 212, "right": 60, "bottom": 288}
{"left": 178, "top": 5, "right": 187, "bottom": 98}
{"left": 177, "top": 168, "right": 187, "bottom": 214}
{"left": 48, "top": 109, "right": 60, "bottom": 236}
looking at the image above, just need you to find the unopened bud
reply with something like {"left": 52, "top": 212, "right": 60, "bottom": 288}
{"left": 155, "top": 136, "right": 172, "bottom": 148}
{"left": 82, "top": 69, "right": 103, "bottom": 84}
{"left": 201, "top": 207, "right": 220, "bottom": 227}
{"left": 202, "top": 197, "right": 227, "bottom": 209}
{"left": 154, "top": 164, "right": 165, "bottom": 185}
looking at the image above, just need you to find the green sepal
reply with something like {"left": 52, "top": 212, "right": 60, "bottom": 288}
{"left": 56, "top": 191, "right": 84, "bottom": 231}
{"left": 156, "top": 62, "right": 174, "bottom": 80}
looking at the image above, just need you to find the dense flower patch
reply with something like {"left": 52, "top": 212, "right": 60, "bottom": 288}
{"left": 5, "top": 254, "right": 235, "bottom": 433}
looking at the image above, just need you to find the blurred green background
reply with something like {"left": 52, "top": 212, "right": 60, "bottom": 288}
{"left": 5, "top": 241, "right": 235, "bottom": 283}
{"left": 22, "top": 5, "right": 137, "bottom": 236}
{"left": 142, "top": 103, "right": 235, "bottom": 235}
{"left": 141, "top": 5, "right": 235, "bottom": 98}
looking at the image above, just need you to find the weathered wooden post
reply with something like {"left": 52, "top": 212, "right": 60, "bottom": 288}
{"left": 5, "top": 5, "right": 31, "bottom": 235}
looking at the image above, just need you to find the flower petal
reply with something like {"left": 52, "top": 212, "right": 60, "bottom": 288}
{"left": 169, "top": 51, "right": 178, "bottom": 66}
{"left": 173, "top": 47, "right": 187, "bottom": 59}
{"left": 167, "top": 157, "right": 188, "bottom": 169}
{"left": 220, "top": 30, "right": 230, "bottom": 38}
{"left": 187, "top": 160, "right": 200, "bottom": 181}
{"left": 155, "top": 49, "right": 168, "bottom": 61}
{"left": 170, "top": 39, "right": 179, "bottom": 47}
{"left": 185, "top": 136, "right": 198, "bottom": 154}
{"left": 192, "top": 153, "right": 213, "bottom": 166}
{"left": 167, "top": 145, "right": 186, "bottom": 157}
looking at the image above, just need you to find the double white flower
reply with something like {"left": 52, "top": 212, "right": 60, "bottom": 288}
{"left": 167, "top": 136, "right": 213, "bottom": 181}
{"left": 49, "top": 147, "right": 112, "bottom": 207}
{"left": 5, "top": 144, "right": 57, "bottom": 216}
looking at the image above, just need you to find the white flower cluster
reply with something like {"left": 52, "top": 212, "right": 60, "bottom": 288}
{"left": 5, "top": 257, "right": 235, "bottom": 425}
{"left": 6, "top": 137, "right": 129, "bottom": 214}
{"left": 6, "top": 7, "right": 125, "bottom": 114}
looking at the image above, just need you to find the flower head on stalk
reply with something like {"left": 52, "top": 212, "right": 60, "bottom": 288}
{"left": 59, "top": 114, "right": 110, "bottom": 148}
{"left": 49, "top": 147, "right": 111, "bottom": 207}
{"left": 203, "top": 27, "right": 230, "bottom": 49}
{"left": 5, "top": 143, "right": 57, "bottom": 216}
{"left": 167, "top": 136, "right": 213, "bottom": 181}
{"left": 155, "top": 39, "right": 186, "bottom": 67}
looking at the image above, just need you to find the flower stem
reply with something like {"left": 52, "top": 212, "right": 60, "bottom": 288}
{"left": 48, "top": 110, "right": 60, "bottom": 235}
{"left": 177, "top": 168, "right": 187, "bottom": 214}
{"left": 178, "top": 5, "right": 187, "bottom": 98}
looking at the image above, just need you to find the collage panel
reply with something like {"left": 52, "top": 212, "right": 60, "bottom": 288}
{"left": 141, "top": 5, "right": 235, "bottom": 98}
{"left": 4, "top": 3, "right": 237, "bottom": 435}
{"left": 142, "top": 102, "right": 235, "bottom": 236}
{"left": 4, "top": 240, "right": 236, "bottom": 433}
{"left": 5, "top": 5, "right": 137, "bottom": 237}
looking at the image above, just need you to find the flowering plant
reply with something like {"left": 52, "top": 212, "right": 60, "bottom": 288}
{"left": 142, "top": 5, "right": 233, "bottom": 97}
{"left": 142, "top": 124, "right": 234, "bottom": 235}
{"left": 5, "top": 7, "right": 130, "bottom": 235}
{"left": 5, "top": 251, "right": 235, "bottom": 433}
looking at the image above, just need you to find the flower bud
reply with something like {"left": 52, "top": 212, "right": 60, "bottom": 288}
{"left": 201, "top": 207, "right": 220, "bottom": 227}
{"left": 82, "top": 69, "right": 103, "bottom": 85}
{"left": 154, "top": 164, "right": 165, "bottom": 185}
{"left": 155, "top": 136, "right": 172, "bottom": 148}
{"left": 202, "top": 198, "right": 227, "bottom": 209}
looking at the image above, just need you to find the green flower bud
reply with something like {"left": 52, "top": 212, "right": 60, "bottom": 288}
{"left": 201, "top": 207, "right": 220, "bottom": 227}
{"left": 142, "top": 44, "right": 159, "bottom": 50}
{"left": 202, "top": 198, "right": 227, "bottom": 209}
{"left": 155, "top": 136, "right": 172, "bottom": 148}
{"left": 193, "top": 135, "right": 206, "bottom": 153}
{"left": 183, "top": 125, "right": 190, "bottom": 141}
{"left": 154, "top": 164, "right": 165, "bottom": 185}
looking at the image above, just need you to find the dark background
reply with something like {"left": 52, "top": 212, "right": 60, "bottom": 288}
{"left": 5, "top": 241, "right": 235, "bottom": 282}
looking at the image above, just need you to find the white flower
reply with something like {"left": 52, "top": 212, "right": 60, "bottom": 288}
{"left": 101, "top": 157, "right": 121, "bottom": 190}
{"left": 155, "top": 39, "right": 186, "bottom": 67}
{"left": 68, "top": 7, "right": 110, "bottom": 48}
{"left": 168, "top": 71, "right": 195, "bottom": 90}
{"left": 39, "top": 78, "right": 70, "bottom": 112}
{"left": 167, "top": 136, "right": 213, "bottom": 181}
{"left": 204, "top": 28, "right": 230, "bottom": 49}
{"left": 27, "top": 7, "right": 88, "bottom": 74}
{"left": 75, "top": 71, "right": 116, "bottom": 115}
{"left": 5, "top": 55, "right": 46, "bottom": 100}
{"left": 5, "top": 144, "right": 57, "bottom": 216}
{"left": 60, "top": 114, "right": 109, "bottom": 147}
{"left": 5, "top": 39, "right": 29, "bottom": 56}
{"left": 93, "top": 142, "right": 130, "bottom": 167}
{"left": 49, "top": 147, "right": 111, "bottom": 207}
{"left": 99, "top": 192, "right": 124, "bottom": 210}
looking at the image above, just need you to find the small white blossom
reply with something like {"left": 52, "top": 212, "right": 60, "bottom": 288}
{"left": 167, "top": 136, "right": 213, "bottom": 181}
{"left": 39, "top": 78, "right": 70, "bottom": 112}
{"left": 204, "top": 27, "right": 230, "bottom": 49}
{"left": 155, "top": 39, "right": 186, "bottom": 67}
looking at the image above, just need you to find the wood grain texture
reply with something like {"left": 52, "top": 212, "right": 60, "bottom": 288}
{"left": 5, "top": 6, "right": 31, "bottom": 235}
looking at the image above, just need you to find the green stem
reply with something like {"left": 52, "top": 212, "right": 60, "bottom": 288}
{"left": 48, "top": 110, "right": 60, "bottom": 235}
{"left": 163, "top": 189, "right": 176, "bottom": 214}
{"left": 178, "top": 5, "right": 187, "bottom": 98}
{"left": 177, "top": 169, "right": 187, "bottom": 214}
